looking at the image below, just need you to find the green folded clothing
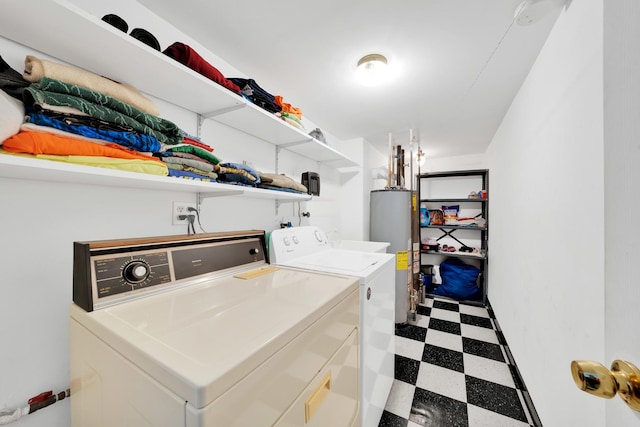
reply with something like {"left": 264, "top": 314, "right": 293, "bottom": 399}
{"left": 166, "top": 144, "right": 220, "bottom": 165}
{"left": 24, "top": 77, "right": 182, "bottom": 145}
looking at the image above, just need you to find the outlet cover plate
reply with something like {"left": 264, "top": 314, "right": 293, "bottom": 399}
{"left": 173, "top": 202, "right": 196, "bottom": 225}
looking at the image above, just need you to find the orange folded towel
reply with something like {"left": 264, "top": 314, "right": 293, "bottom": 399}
{"left": 2, "top": 130, "right": 162, "bottom": 162}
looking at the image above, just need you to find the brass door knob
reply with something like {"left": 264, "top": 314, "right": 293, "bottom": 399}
{"left": 571, "top": 359, "right": 640, "bottom": 411}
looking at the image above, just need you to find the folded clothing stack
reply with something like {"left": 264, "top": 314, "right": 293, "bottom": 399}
{"left": 257, "top": 172, "right": 307, "bottom": 194}
{"left": 217, "top": 162, "right": 260, "bottom": 186}
{"left": 0, "top": 55, "right": 181, "bottom": 175}
{"left": 158, "top": 142, "right": 219, "bottom": 182}
{"left": 22, "top": 54, "right": 160, "bottom": 115}
{"left": 229, "top": 78, "right": 280, "bottom": 113}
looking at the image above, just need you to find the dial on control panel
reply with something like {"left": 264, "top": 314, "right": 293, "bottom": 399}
{"left": 122, "top": 260, "right": 150, "bottom": 284}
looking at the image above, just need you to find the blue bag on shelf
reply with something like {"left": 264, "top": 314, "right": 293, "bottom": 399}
{"left": 420, "top": 207, "right": 430, "bottom": 226}
{"left": 432, "top": 258, "right": 481, "bottom": 300}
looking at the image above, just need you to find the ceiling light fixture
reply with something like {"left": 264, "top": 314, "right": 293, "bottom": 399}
{"left": 356, "top": 53, "right": 389, "bottom": 87}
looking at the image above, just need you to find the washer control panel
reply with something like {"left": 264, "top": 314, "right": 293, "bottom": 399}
{"left": 74, "top": 231, "right": 267, "bottom": 311}
{"left": 269, "top": 226, "right": 330, "bottom": 263}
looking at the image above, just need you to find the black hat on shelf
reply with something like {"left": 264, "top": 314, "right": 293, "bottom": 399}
{"left": 101, "top": 14, "right": 161, "bottom": 51}
{"left": 101, "top": 14, "right": 128, "bottom": 33}
{"left": 129, "top": 28, "right": 161, "bottom": 51}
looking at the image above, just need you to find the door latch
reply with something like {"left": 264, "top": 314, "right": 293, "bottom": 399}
{"left": 571, "top": 359, "right": 640, "bottom": 411}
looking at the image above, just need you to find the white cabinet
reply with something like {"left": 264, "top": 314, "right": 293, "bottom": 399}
{"left": 0, "top": 0, "right": 357, "bottom": 200}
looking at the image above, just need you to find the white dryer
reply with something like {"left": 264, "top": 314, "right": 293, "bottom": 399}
{"left": 269, "top": 226, "right": 395, "bottom": 427}
{"left": 70, "top": 230, "right": 360, "bottom": 427}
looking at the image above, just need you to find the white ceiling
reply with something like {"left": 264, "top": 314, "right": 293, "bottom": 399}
{"left": 140, "top": 0, "right": 565, "bottom": 158}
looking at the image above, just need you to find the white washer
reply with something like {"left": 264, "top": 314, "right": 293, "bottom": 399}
{"left": 331, "top": 240, "right": 390, "bottom": 253}
{"left": 269, "top": 226, "right": 396, "bottom": 427}
{"left": 70, "top": 231, "right": 360, "bottom": 426}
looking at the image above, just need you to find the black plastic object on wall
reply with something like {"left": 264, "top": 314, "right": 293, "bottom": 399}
{"left": 301, "top": 172, "right": 320, "bottom": 196}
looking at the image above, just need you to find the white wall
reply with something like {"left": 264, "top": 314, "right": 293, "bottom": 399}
{"left": 486, "top": 1, "right": 605, "bottom": 426}
{"left": 338, "top": 138, "right": 366, "bottom": 241}
{"left": 0, "top": 2, "right": 345, "bottom": 426}
{"left": 421, "top": 153, "right": 487, "bottom": 173}
{"left": 364, "top": 140, "right": 387, "bottom": 240}
{"left": 337, "top": 137, "right": 390, "bottom": 242}
{"left": 603, "top": 0, "right": 640, "bottom": 425}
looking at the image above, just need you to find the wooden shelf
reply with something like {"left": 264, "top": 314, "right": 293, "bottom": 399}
{"left": 281, "top": 139, "right": 360, "bottom": 167}
{"left": 235, "top": 185, "right": 311, "bottom": 201}
{"left": 0, "top": 154, "right": 311, "bottom": 202}
{"left": 0, "top": 0, "right": 243, "bottom": 116}
{"left": 211, "top": 103, "right": 358, "bottom": 167}
{"left": 210, "top": 102, "right": 311, "bottom": 146}
{"left": 0, "top": 0, "right": 357, "bottom": 169}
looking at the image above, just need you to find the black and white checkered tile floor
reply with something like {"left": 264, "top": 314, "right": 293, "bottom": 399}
{"left": 378, "top": 296, "right": 541, "bottom": 427}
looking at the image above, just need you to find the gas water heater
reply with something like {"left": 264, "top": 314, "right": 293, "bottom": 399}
{"left": 370, "top": 189, "right": 412, "bottom": 324}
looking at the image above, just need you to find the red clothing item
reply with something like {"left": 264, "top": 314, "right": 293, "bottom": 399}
{"left": 182, "top": 136, "right": 214, "bottom": 152}
{"left": 3, "top": 130, "right": 163, "bottom": 162}
{"left": 163, "top": 42, "right": 241, "bottom": 94}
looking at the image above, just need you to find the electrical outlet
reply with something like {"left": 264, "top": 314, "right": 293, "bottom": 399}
{"left": 173, "top": 202, "right": 196, "bottom": 225}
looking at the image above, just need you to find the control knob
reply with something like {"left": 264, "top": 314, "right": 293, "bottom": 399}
{"left": 250, "top": 247, "right": 260, "bottom": 255}
{"left": 122, "top": 260, "right": 150, "bottom": 284}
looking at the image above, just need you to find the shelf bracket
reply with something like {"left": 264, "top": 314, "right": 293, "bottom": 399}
{"left": 278, "top": 137, "right": 314, "bottom": 149}
{"left": 201, "top": 102, "right": 246, "bottom": 119}
{"left": 196, "top": 113, "right": 203, "bottom": 139}
{"left": 197, "top": 189, "right": 244, "bottom": 207}
{"left": 274, "top": 146, "right": 281, "bottom": 215}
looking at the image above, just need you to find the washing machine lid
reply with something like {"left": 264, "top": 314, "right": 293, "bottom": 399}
{"left": 275, "top": 249, "right": 394, "bottom": 282}
{"left": 70, "top": 266, "right": 358, "bottom": 409}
